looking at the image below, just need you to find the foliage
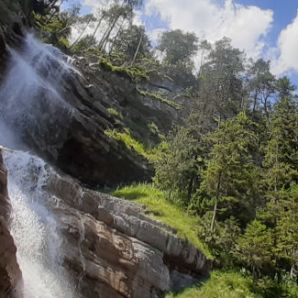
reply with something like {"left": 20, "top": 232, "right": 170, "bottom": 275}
{"left": 197, "top": 38, "right": 245, "bottom": 122}
{"left": 166, "top": 270, "right": 298, "bottom": 298}
{"left": 111, "top": 25, "right": 151, "bottom": 65}
{"left": 166, "top": 271, "right": 258, "bottom": 298}
{"left": 99, "top": 58, "right": 149, "bottom": 81}
{"left": 198, "top": 216, "right": 241, "bottom": 267}
{"left": 71, "top": 34, "right": 97, "bottom": 54}
{"left": 200, "top": 112, "right": 260, "bottom": 227}
{"left": 137, "top": 89, "right": 181, "bottom": 110}
{"left": 104, "top": 129, "right": 158, "bottom": 161}
{"left": 247, "top": 59, "right": 276, "bottom": 115}
{"left": 112, "top": 184, "right": 212, "bottom": 258}
{"left": 236, "top": 220, "right": 274, "bottom": 278}
{"left": 154, "top": 126, "right": 207, "bottom": 206}
{"left": 33, "top": 10, "right": 77, "bottom": 48}
{"left": 158, "top": 29, "right": 198, "bottom": 65}
{"left": 263, "top": 97, "right": 298, "bottom": 191}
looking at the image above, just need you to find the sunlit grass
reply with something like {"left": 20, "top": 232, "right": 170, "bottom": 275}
{"left": 112, "top": 183, "right": 212, "bottom": 259}
{"left": 166, "top": 271, "right": 258, "bottom": 298}
{"left": 105, "top": 129, "right": 158, "bottom": 161}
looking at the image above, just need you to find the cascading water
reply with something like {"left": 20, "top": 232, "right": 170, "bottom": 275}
{"left": 0, "top": 33, "right": 79, "bottom": 297}
{"left": 0, "top": 33, "right": 75, "bottom": 156}
{"left": 4, "top": 150, "right": 75, "bottom": 298}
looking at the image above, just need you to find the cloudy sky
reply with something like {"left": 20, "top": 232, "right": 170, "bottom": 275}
{"left": 64, "top": 0, "right": 298, "bottom": 83}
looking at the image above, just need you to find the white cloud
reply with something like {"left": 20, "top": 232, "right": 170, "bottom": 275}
{"left": 145, "top": 0, "right": 273, "bottom": 58}
{"left": 271, "top": 11, "right": 298, "bottom": 75}
{"left": 82, "top": 0, "right": 108, "bottom": 13}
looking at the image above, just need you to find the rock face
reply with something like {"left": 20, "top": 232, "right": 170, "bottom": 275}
{"left": 44, "top": 163, "right": 210, "bottom": 298}
{"left": 2, "top": 149, "right": 209, "bottom": 298}
{"left": 0, "top": 150, "right": 22, "bottom": 297}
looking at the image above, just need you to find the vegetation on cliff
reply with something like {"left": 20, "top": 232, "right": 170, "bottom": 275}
{"left": 113, "top": 184, "right": 211, "bottom": 258}
{"left": 4, "top": 1, "right": 298, "bottom": 297}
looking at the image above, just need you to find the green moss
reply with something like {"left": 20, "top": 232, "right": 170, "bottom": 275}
{"left": 99, "top": 58, "right": 149, "bottom": 81}
{"left": 105, "top": 129, "right": 157, "bottom": 161}
{"left": 138, "top": 89, "right": 181, "bottom": 110}
{"left": 166, "top": 271, "right": 259, "bottom": 298}
{"left": 112, "top": 184, "right": 212, "bottom": 258}
{"left": 107, "top": 107, "right": 123, "bottom": 119}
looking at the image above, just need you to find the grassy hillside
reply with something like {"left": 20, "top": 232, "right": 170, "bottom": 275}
{"left": 112, "top": 183, "right": 212, "bottom": 259}
{"left": 166, "top": 271, "right": 259, "bottom": 298}
{"left": 166, "top": 270, "right": 298, "bottom": 298}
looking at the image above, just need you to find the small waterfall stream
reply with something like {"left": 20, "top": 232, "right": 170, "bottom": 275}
{"left": 0, "top": 33, "right": 78, "bottom": 297}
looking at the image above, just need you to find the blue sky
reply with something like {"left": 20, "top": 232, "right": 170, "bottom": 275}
{"left": 64, "top": 0, "right": 298, "bottom": 85}
{"left": 239, "top": 0, "right": 298, "bottom": 46}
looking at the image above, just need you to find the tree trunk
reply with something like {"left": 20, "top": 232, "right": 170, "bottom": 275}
{"left": 210, "top": 171, "right": 222, "bottom": 233}
{"left": 252, "top": 92, "right": 258, "bottom": 113}
{"left": 99, "top": 15, "right": 120, "bottom": 51}
{"left": 92, "top": 15, "right": 104, "bottom": 39}
{"left": 70, "top": 16, "right": 94, "bottom": 48}
{"left": 187, "top": 175, "right": 195, "bottom": 203}
{"left": 109, "top": 18, "right": 125, "bottom": 56}
{"left": 274, "top": 142, "right": 279, "bottom": 192}
{"left": 130, "top": 31, "right": 143, "bottom": 66}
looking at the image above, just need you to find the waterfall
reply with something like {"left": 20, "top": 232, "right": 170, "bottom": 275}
{"left": 0, "top": 33, "right": 79, "bottom": 297}
{"left": 0, "top": 33, "right": 75, "bottom": 155}
{"left": 4, "top": 150, "right": 75, "bottom": 298}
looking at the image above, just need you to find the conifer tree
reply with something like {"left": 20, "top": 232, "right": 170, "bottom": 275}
{"left": 263, "top": 96, "right": 298, "bottom": 192}
{"left": 237, "top": 220, "right": 273, "bottom": 278}
{"left": 154, "top": 126, "right": 206, "bottom": 206}
{"left": 200, "top": 112, "right": 260, "bottom": 231}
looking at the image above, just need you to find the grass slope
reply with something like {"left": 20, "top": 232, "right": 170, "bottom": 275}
{"left": 166, "top": 271, "right": 259, "bottom": 298}
{"left": 112, "top": 184, "right": 212, "bottom": 259}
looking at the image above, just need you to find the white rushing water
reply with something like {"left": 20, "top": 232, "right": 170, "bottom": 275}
{"left": 0, "top": 33, "right": 78, "bottom": 297}
{"left": 4, "top": 151, "right": 74, "bottom": 298}
{"left": 0, "top": 33, "right": 74, "bottom": 145}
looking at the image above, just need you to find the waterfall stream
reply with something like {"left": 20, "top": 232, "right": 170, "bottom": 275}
{"left": 4, "top": 150, "right": 74, "bottom": 298}
{"left": 0, "top": 33, "right": 78, "bottom": 298}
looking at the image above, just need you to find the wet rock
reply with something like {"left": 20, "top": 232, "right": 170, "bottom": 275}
{"left": 41, "top": 164, "right": 211, "bottom": 298}
{"left": 0, "top": 150, "right": 22, "bottom": 297}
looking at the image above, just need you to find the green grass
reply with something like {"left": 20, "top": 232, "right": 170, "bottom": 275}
{"left": 112, "top": 184, "right": 212, "bottom": 258}
{"left": 166, "top": 270, "right": 298, "bottom": 298}
{"left": 104, "top": 129, "right": 158, "bottom": 161}
{"left": 166, "top": 271, "right": 259, "bottom": 298}
{"left": 137, "top": 89, "right": 181, "bottom": 110}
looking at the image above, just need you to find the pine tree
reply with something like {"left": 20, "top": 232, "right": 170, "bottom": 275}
{"left": 263, "top": 96, "right": 298, "bottom": 192}
{"left": 153, "top": 126, "right": 206, "bottom": 206}
{"left": 275, "top": 187, "right": 298, "bottom": 280}
{"left": 258, "top": 187, "right": 298, "bottom": 280}
{"left": 237, "top": 220, "right": 273, "bottom": 278}
{"left": 200, "top": 112, "right": 260, "bottom": 231}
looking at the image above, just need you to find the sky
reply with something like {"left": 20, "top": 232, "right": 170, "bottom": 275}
{"left": 63, "top": 0, "right": 298, "bottom": 84}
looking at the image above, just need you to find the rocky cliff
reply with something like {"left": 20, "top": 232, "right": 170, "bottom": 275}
{"left": 2, "top": 148, "right": 210, "bottom": 298}
{"left": 0, "top": 25, "right": 183, "bottom": 187}
{"left": 47, "top": 159, "right": 210, "bottom": 297}
{"left": 0, "top": 5, "right": 210, "bottom": 297}
{"left": 0, "top": 150, "right": 22, "bottom": 298}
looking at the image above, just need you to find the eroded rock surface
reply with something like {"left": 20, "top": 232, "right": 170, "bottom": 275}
{"left": 0, "top": 150, "right": 22, "bottom": 297}
{"left": 3, "top": 149, "right": 210, "bottom": 298}
{"left": 43, "top": 158, "right": 210, "bottom": 298}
